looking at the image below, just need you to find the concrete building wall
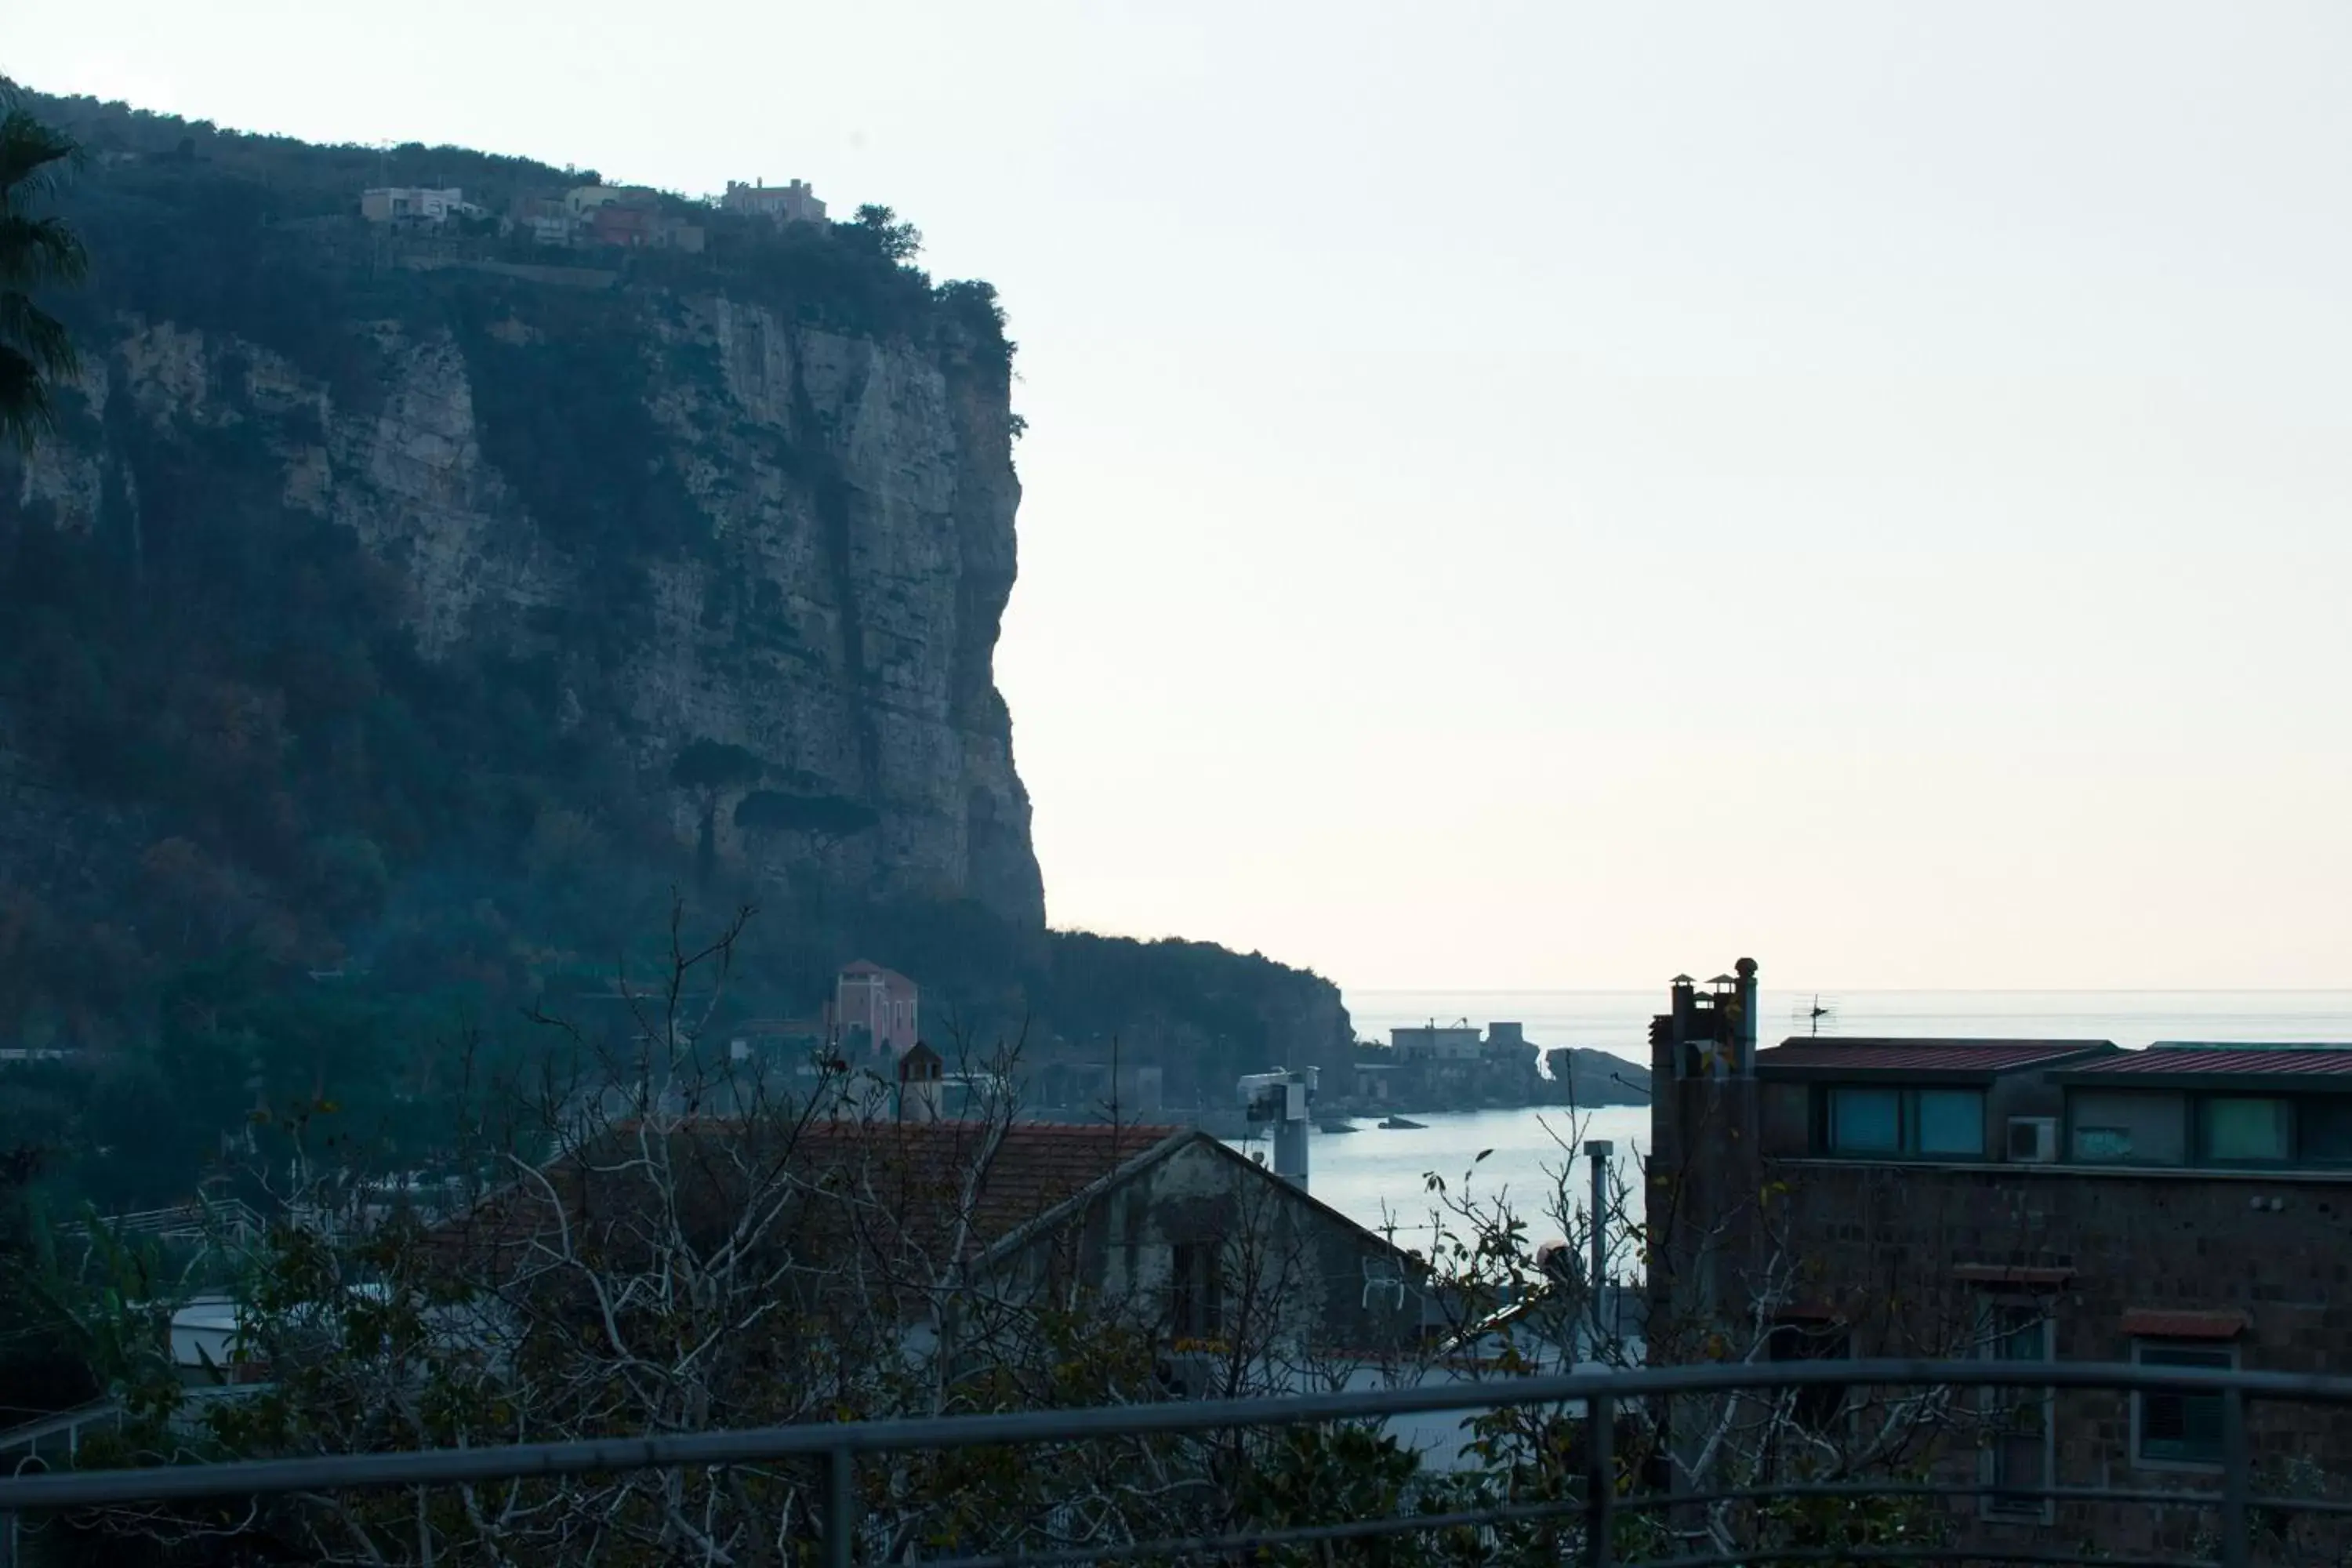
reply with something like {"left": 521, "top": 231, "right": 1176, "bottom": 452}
{"left": 361, "top": 187, "right": 466, "bottom": 223}
{"left": 1392, "top": 1025, "right": 1483, "bottom": 1061}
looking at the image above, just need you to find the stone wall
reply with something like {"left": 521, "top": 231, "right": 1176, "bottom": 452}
{"left": 1767, "top": 1158, "right": 2352, "bottom": 1557}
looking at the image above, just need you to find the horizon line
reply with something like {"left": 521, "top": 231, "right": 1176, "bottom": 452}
{"left": 1342, "top": 985, "right": 2352, "bottom": 998}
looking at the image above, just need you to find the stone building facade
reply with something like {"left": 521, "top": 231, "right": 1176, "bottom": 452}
{"left": 1649, "top": 962, "right": 2352, "bottom": 1559}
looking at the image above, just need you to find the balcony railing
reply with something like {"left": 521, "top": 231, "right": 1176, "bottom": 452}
{"left": 4, "top": 1358, "right": 2350, "bottom": 1567}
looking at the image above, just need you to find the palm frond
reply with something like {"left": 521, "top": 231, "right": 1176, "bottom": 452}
{"left": 0, "top": 290, "right": 78, "bottom": 382}
{"left": 0, "top": 343, "right": 56, "bottom": 454}
{"left": 0, "top": 107, "right": 82, "bottom": 209}
{"left": 0, "top": 214, "right": 88, "bottom": 289}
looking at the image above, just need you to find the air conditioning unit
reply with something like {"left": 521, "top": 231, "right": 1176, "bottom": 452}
{"left": 2007, "top": 1116, "right": 2059, "bottom": 1163}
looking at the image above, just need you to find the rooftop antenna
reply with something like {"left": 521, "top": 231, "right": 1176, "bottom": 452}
{"left": 1793, "top": 995, "right": 1838, "bottom": 1038}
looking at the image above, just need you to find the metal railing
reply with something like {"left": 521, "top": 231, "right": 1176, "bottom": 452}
{"left": 53, "top": 1196, "right": 264, "bottom": 1247}
{"left": 4, "top": 1358, "right": 2350, "bottom": 1567}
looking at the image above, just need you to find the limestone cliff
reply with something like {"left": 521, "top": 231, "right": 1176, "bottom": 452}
{"left": 5, "top": 172, "right": 1043, "bottom": 930}
{"left": 0, "top": 96, "right": 1364, "bottom": 1105}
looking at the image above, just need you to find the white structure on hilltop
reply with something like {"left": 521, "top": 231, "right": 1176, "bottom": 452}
{"left": 722, "top": 178, "right": 827, "bottom": 225}
{"left": 360, "top": 187, "right": 477, "bottom": 223}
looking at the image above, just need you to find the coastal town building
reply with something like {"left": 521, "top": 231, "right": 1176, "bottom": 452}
{"left": 836, "top": 959, "right": 919, "bottom": 1058}
{"left": 359, "top": 186, "right": 477, "bottom": 223}
{"left": 1650, "top": 960, "right": 2352, "bottom": 1558}
{"left": 1391, "top": 1023, "right": 1483, "bottom": 1062}
{"left": 564, "top": 183, "right": 641, "bottom": 216}
{"left": 721, "top": 177, "right": 827, "bottom": 224}
{"left": 467, "top": 1117, "right": 1424, "bottom": 1384}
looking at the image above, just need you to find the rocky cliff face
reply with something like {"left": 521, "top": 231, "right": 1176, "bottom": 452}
{"left": 11, "top": 279, "right": 1044, "bottom": 926}
{"left": 1, "top": 96, "right": 1359, "bottom": 1105}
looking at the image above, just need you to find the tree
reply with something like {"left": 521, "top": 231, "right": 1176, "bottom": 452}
{"left": 0, "top": 85, "right": 88, "bottom": 452}
{"left": 851, "top": 202, "right": 924, "bottom": 264}
{"left": 57, "top": 906, "right": 1443, "bottom": 1566}
{"left": 667, "top": 739, "right": 762, "bottom": 887}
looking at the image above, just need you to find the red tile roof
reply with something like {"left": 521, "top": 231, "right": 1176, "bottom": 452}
{"left": 1759, "top": 1038, "right": 2114, "bottom": 1074}
{"left": 456, "top": 1119, "right": 1188, "bottom": 1278}
{"left": 716, "top": 1120, "right": 1185, "bottom": 1255}
{"left": 2070, "top": 1046, "right": 2352, "bottom": 1079}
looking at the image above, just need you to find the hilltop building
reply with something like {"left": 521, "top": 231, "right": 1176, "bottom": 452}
{"left": 1650, "top": 959, "right": 2352, "bottom": 1558}
{"left": 360, "top": 186, "right": 477, "bottom": 223}
{"left": 721, "top": 177, "right": 827, "bottom": 224}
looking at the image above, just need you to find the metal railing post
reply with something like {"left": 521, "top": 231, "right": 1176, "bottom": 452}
{"left": 0, "top": 1508, "right": 16, "bottom": 1568}
{"left": 2220, "top": 1388, "right": 2249, "bottom": 1568}
{"left": 826, "top": 1444, "right": 856, "bottom": 1568}
{"left": 1584, "top": 1391, "right": 1615, "bottom": 1568}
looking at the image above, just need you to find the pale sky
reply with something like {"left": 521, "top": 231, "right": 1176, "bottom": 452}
{"left": 15, "top": 3, "right": 2352, "bottom": 992}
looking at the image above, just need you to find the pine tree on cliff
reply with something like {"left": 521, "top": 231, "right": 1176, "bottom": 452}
{"left": 0, "top": 86, "right": 86, "bottom": 452}
{"left": 670, "top": 740, "right": 763, "bottom": 888}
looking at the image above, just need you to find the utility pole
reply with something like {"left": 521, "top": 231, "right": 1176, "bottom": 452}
{"left": 1584, "top": 1138, "right": 1613, "bottom": 1349}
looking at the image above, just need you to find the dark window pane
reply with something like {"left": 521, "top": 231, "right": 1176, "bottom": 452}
{"left": 2207, "top": 1097, "right": 2291, "bottom": 1161}
{"left": 1766, "top": 1323, "right": 1850, "bottom": 1432}
{"left": 1918, "top": 1090, "right": 1985, "bottom": 1156}
{"left": 1996, "top": 1310, "right": 2049, "bottom": 1363}
{"left": 1983, "top": 1305, "right": 2053, "bottom": 1512}
{"left": 2136, "top": 1345, "right": 2232, "bottom": 1465}
{"left": 2202, "top": 1097, "right": 2290, "bottom": 1163}
{"left": 1829, "top": 1087, "right": 1900, "bottom": 1153}
{"left": 2302, "top": 1098, "right": 2352, "bottom": 1165}
{"left": 1991, "top": 1430, "right": 2048, "bottom": 1508}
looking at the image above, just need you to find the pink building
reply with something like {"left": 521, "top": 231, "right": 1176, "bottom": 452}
{"left": 836, "top": 960, "right": 918, "bottom": 1059}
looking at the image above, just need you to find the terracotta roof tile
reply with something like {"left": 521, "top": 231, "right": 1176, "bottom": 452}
{"left": 461, "top": 1120, "right": 1188, "bottom": 1273}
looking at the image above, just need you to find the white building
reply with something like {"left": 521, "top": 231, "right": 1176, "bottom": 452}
{"left": 1391, "top": 1024, "right": 1483, "bottom": 1062}
{"left": 360, "top": 186, "right": 476, "bottom": 223}
{"left": 722, "top": 178, "right": 827, "bottom": 225}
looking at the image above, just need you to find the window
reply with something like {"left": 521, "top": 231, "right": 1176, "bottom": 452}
{"left": 2134, "top": 1342, "right": 2234, "bottom": 1468}
{"left": 1765, "top": 1321, "right": 1850, "bottom": 1432}
{"left": 2201, "top": 1097, "right": 2290, "bottom": 1164}
{"left": 1828, "top": 1088, "right": 1900, "bottom": 1153}
{"left": 2068, "top": 1091, "right": 2187, "bottom": 1166}
{"left": 1168, "top": 1242, "right": 1223, "bottom": 1343}
{"left": 1824, "top": 1087, "right": 1985, "bottom": 1159}
{"left": 1918, "top": 1089, "right": 1985, "bottom": 1156}
{"left": 2300, "top": 1098, "right": 2352, "bottom": 1166}
{"left": 1980, "top": 1303, "right": 2054, "bottom": 1519}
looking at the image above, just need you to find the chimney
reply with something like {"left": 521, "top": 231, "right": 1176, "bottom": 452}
{"left": 897, "top": 1040, "right": 944, "bottom": 1123}
{"left": 1733, "top": 956, "right": 1759, "bottom": 1074}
